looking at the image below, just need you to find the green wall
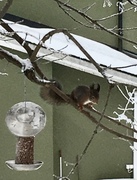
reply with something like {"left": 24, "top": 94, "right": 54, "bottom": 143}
{"left": 52, "top": 63, "right": 133, "bottom": 179}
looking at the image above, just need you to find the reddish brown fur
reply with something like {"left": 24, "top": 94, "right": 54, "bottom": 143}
{"left": 71, "top": 83, "right": 100, "bottom": 110}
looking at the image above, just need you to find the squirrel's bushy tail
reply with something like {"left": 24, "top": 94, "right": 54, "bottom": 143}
{"left": 40, "top": 80, "right": 66, "bottom": 105}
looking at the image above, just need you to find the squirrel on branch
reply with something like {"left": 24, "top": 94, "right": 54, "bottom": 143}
{"left": 40, "top": 80, "right": 100, "bottom": 109}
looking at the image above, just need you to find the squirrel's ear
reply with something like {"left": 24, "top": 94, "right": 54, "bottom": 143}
{"left": 96, "top": 84, "right": 100, "bottom": 92}
{"left": 90, "top": 83, "right": 100, "bottom": 92}
{"left": 90, "top": 83, "right": 95, "bottom": 89}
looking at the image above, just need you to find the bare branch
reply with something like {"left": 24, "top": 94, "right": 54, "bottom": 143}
{"left": 127, "top": 0, "right": 137, "bottom": 6}
{"left": 0, "top": 0, "right": 13, "bottom": 19}
{"left": 80, "top": 3, "right": 96, "bottom": 13}
{"left": 0, "top": 20, "right": 33, "bottom": 56}
{"left": 88, "top": 107, "right": 137, "bottom": 134}
{"left": 110, "top": 63, "right": 137, "bottom": 70}
{"left": 97, "top": 7, "right": 134, "bottom": 22}
{"left": 82, "top": 109, "right": 137, "bottom": 142}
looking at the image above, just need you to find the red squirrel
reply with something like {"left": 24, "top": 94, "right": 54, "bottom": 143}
{"left": 71, "top": 84, "right": 100, "bottom": 109}
{"left": 40, "top": 81, "right": 100, "bottom": 109}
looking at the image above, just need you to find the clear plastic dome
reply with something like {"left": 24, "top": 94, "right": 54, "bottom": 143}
{"left": 5, "top": 102, "right": 46, "bottom": 137}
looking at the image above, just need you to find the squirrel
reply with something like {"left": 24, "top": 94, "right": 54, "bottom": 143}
{"left": 40, "top": 80, "right": 100, "bottom": 109}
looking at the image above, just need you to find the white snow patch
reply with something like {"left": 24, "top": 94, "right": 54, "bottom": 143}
{"left": 0, "top": 72, "right": 8, "bottom": 76}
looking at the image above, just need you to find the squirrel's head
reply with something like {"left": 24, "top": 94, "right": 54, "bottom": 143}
{"left": 89, "top": 83, "right": 100, "bottom": 104}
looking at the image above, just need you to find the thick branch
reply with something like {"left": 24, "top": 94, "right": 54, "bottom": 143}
{"left": 0, "top": 20, "right": 47, "bottom": 79}
{"left": 127, "top": 0, "right": 137, "bottom": 6}
{"left": 0, "top": 47, "right": 52, "bottom": 86}
{"left": 0, "top": 0, "right": 13, "bottom": 19}
{"left": 0, "top": 20, "right": 33, "bottom": 56}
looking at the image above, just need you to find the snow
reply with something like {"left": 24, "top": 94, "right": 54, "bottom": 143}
{"left": 0, "top": 47, "right": 33, "bottom": 72}
{"left": 0, "top": 19, "right": 137, "bottom": 78}
{"left": 0, "top": 72, "right": 8, "bottom": 76}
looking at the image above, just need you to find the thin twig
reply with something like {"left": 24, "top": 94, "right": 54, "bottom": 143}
{"left": 54, "top": 0, "right": 137, "bottom": 47}
{"left": 88, "top": 107, "right": 137, "bottom": 134}
{"left": 96, "top": 7, "right": 134, "bottom": 22}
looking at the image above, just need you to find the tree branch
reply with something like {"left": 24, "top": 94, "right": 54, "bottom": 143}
{"left": 0, "top": 47, "right": 53, "bottom": 85}
{"left": 89, "top": 107, "right": 137, "bottom": 134}
{"left": 0, "top": 20, "right": 33, "bottom": 56}
{"left": 0, "top": 0, "right": 13, "bottom": 19}
{"left": 82, "top": 109, "right": 137, "bottom": 142}
{"left": 0, "top": 20, "right": 48, "bottom": 79}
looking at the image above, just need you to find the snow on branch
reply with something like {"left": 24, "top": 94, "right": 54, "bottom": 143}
{"left": 0, "top": 47, "right": 33, "bottom": 70}
{"left": 103, "top": 0, "right": 112, "bottom": 8}
{"left": 0, "top": 72, "right": 8, "bottom": 76}
{"left": 0, "top": 47, "right": 53, "bottom": 85}
{"left": 111, "top": 85, "right": 136, "bottom": 127}
{"left": 127, "top": 0, "right": 137, "bottom": 6}
{"left": 0, "top": 0, "right": 13, "bottom": 19}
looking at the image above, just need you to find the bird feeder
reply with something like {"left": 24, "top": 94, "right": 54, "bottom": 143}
{"left": 5, "top": 101, "right": 46, "bottom": 171}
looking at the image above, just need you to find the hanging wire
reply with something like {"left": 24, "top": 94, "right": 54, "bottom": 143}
{"left": 24, "top": 76, "right": 27, "bottom": 112}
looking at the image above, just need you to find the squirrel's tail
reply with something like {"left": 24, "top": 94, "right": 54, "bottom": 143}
{"left": 40, "top": 80, "right": 66, "bottom": 105}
